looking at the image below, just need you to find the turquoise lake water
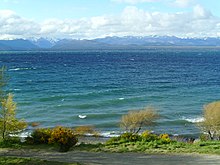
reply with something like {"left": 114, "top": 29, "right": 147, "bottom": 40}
{"left": 1, "top": 49, "right": 220, "bottom": 136}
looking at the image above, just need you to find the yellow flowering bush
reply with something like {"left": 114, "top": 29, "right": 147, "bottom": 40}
{"left": 119, "top": 132, "right": 141, "bottom": 142}
{"left": 159, "top": 133, "right": 171, "bottom": 143}
{"left": 141, "top": 130, "right": 151, "bottom": 138}
{"left": 48, "top": 126, "right": 78, "bottom": 152}
{"left": 141, "top": 130, "right": 158, "bottom": 141}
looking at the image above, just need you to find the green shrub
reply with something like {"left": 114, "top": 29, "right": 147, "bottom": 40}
{"left": 48, "top": 126, "right": 78, "bottom": 152}
{"left": 106, "top": 131, "right": 173, "bottom": 149}
{"left": 146, "top": 141, "right": 159, "bottom": 148}
{"left": 119, "top": 132, "right": 141, "bottom": 143}
{"left": 0, "top": 137, "right": 21, "bottom": 148}
{"left": 200, "top": 134, "right": 209, "bottom": 142}
{"left": 158, "top": 133, "right": 171, "bottom": 144}
{"left": 106, "top": 133, "right": 141, "bottom": 145}
{"left": 141, "top": 130, "right": 158, "bottom": 142}
{"left": 26, "top": 128, "right": 52, "bottom": 144}
{"left": 105, "top": 137, "right": 120, "bottom": 145}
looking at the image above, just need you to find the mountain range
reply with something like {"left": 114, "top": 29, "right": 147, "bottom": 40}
{"left": 1, "top": 36, "right": 220, "bottom": 51}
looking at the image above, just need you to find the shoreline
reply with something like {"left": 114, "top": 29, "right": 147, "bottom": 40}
{"left": 17, "top": 129, "right": 201, "bottom": 144}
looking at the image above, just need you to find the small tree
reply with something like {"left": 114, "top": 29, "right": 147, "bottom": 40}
{"left": 0, "top": 93, "right": 27, "bottom": 139}
{"left": 120, "top": 107, "right": 159, "bottom": 134}
{"left": 199, "top": 101, "right": 220, "bottom": 140}
{"left": 0, "top": 67, "right": 27, "bottom": 139}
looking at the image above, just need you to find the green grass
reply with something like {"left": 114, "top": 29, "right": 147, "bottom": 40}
{"left": 0, "top": 137, "right": 59, "bottom": 151}
{"left": 0, "top": 137, "right": 22, "bottom": 149}
{"left": 2, "top": 136, "right": 220, "bottom": 156}
{"left": 0, "top": 157, "right": 80, "bottom": 165}
{"left": 101, "top": 140, "right": 220, "bottom": 154}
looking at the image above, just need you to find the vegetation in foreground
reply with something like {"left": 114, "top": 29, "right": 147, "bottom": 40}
{"left": 100, "top": 132, "right": 220, "bottom": 154}
{"left": 120, "top": 107, "right": 159, "bottom": 134}
{"left": 198, "top": 101, "right": 220, "bottom": 140}
{"left": 0, "top": 157, "right": 79, "bottom": 165}
{"left": 2, "top": 131, "right": 220, "bottom": 155}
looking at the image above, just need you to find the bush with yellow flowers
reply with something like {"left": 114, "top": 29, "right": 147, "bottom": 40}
{"left": 48, "top": 126, "right": 78, "bottom": 152}
{"left": 141, "top": 130, "right": 158, "bottom": 142}
{"left": 159, "top": 133, "right": 171, "bottom": 144}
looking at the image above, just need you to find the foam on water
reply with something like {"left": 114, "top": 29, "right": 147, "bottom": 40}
{"left": 182, "top": 117, "right": 205, "bottom": 123}
{"left": 9, "top": 67, "right": 36, "bottom": 71}
{"left": 100, "top": 131, "right": 120, "bottom": 137}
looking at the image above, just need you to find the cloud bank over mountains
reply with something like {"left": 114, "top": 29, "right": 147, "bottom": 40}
{"left": 0, "top": 1, "right": 220, "bottom": 39}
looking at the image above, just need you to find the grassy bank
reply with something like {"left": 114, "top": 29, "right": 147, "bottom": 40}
{"left": 99, "top": 140, "right": 220, "bottom": 154}
{"left": 1, "top": 137, "right": 220, "bottom": 165}
{"left": 1, "top": 135, "right": 220, "bottom": 155}
{"left": 0, "top": 157, "right": 80, "bottom": 165}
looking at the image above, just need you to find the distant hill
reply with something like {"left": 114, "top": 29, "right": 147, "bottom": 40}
{"left": 0, "top": 39, "right": 38, "bottom": 50}
{"left": 0, "top": 43, "right": 12, "bottom": 50}
{"left": 51, "top": 39, "right": 116, "bottom": 50}
{"left": 94, "top": 36, "right": 220, "bottom": 46}
{"left": 1, "top": 36, "right": 220, "bottom": 51}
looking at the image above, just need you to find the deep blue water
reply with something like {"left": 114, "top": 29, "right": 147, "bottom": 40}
{"left": 1, "top": 49, "right": 220, "bottom": 136}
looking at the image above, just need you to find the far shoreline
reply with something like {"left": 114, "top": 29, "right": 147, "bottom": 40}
{"left": 1, "top": 45, "right": 220, "bottom": 52}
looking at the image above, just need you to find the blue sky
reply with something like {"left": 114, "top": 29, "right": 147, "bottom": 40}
{"left": 1, "top": 0, "right": 220, "bottom": 20}
{"left": 0, "top": 0, "right": 220, "bottom": 39}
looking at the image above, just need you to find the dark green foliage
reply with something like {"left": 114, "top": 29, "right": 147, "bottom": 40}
{"left": 120, "top": 132, "right": 141, "bottom": 142}
{"left": 0, "top": 137, "right": 21, "bottom": 148}
{"left": 200, "top": 134, "right": 209, "bottom": 142}
{"left": 106, "top": 133, "right": 141, "bottom": 145}
{"left": 105, "top": 136, "right": 121, "bottom": 145}
{"left": 106, "top": 131, "right": 172, "bottom": 146}
{"left": 26, "top": 128, "right": 52, "bottom": 144}
{"left": 0, "top": 157, "right": 80, "bottom": 165}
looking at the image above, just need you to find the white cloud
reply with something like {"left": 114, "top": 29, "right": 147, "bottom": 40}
{"left": 193, "top": 4, "right": 211, "bottom": 19}
{"left": 0, "top": 10, "right": 40, "bottom": 39}
{"left": 0, "top": 6, "right": 220, "bottom": 39}
{"left": 112, "top": 0, "right": 158, "bottom": 4}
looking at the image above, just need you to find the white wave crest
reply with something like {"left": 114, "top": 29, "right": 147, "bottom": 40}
{"left": 9, "top": 67, "right": 36, "bottom": 71}
{"left": 183, "top": 117, "right": 204, "bottom": 123}
{"left": 13, "top": 88, "right": 21, "bottom": 91}
{"left": 100, "top": 131, "right": 120, "bottom": 138}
